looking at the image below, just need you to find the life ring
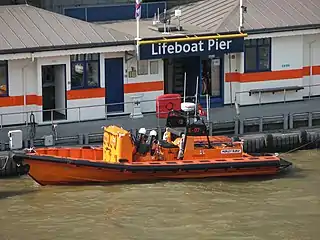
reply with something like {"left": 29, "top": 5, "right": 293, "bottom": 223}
{"left": 165, "top": 102, "right": 174, "bottom": 111}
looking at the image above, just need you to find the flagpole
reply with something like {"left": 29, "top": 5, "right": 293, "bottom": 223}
{"left": 135, "top": 0, "right": 142, "bottom": 59}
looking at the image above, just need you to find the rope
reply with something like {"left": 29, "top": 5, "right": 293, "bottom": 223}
{"left": 28, "top": 112, "right": 36, "bottom": 140}
{"left": 280, "top": 135, "right": 320, "bottom": 155}
{"left": 0, "top": 156, "right": 9, "bottom": 171}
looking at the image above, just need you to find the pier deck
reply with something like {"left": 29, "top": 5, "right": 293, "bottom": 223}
{"left": 0, "top": 98, "right": 320, "bottom": 142}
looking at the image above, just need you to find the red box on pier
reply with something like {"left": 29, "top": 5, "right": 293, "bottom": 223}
{"left": 156, "top": 94, "right": 181, "bottom": 118}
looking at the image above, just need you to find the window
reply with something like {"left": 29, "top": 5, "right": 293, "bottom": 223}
{"left": 150, "top": 60, "right": 159, "bottom": 75}
{"left": 0, "top": 61, "right": 8, "bottom": 97}
{"left": 71, "top": 53, "right": 100, "bottom": 89}
{"left": 244, "top": 38, "right": 271, "bottom": 72}
{"left": 137, "top": 60, "right": 148, "bottom": 75}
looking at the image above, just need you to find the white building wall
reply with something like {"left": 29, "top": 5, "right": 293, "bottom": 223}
{"left": 66, "top": 54, "right": 105, "bottom": 122}
{"left": 103, "top": 51, "right": 164, "bottom": 115}
{"left": 0, "top": 59, "right": 38, "bottom": 126}
{"left": 303, "top": 34, "right": 320, "bottom": 97}
{"left": 0, "top": 50, "right": 164, "bottom": 126}
{"left": 225, "top": 33, "right": 320, "bottom": 106}
{"left": 224, "top": 52, "right": 242, "bottom": 104}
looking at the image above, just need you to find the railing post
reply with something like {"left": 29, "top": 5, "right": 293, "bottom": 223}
{"left": 78, "top": 107, "right": 81, "bottom": 122}
{"left": 308, "top": 112, "right": 313, "bottom": 127}
{"left": 258, "top": 91, "right": 261, "bottom": 105}
{"left": 25, "top": 111, "right": 28, "bottom": 126}
{"left": 283, "top": 114, "right": 288, "bottom": 130}
{"left": 50, "top": 110, "right": 53, "bottom": 124}
{"left": 239, "top": 119, "right": 244, "bottom": 134}
{"left": 259, "top": 117, "right": 263, "bottom": 132}
{"left": 289, "top": 113, "right": 294, "bottom": 129}
{"left": 234, "top": 118, "right": 239, "bottom": 135}
{"left": 283, "top": 89, "right": 286, "bottom": 103}
{"left": 0, "top": 114, "right": 2, "bottom": 129}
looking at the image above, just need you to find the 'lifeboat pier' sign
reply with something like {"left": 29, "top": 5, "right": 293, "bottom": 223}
{"left": 139, "top": 37, "right": 245, "bottom": 60}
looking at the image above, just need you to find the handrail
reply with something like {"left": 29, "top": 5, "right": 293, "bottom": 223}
{"left": 0, "top": 95, "right": 197, "bottom": 129}
{"left": 234, "top": 83, "right": 320, "bottom": 106}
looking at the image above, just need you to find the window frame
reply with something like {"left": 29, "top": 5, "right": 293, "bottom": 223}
{"left": 0, "top": 60, "right": 8, "bottom": 97}
{"left": 70, "top": 53, "right": 100, "bottom": 90}
{"left": 149, "top": 60, "right": 159, "bottom": 75}
{"left": 137, "top": 60, "right": 149, "bottom": 75}
{"left": 244, "top": 38, "right": 271, "bottom": 73}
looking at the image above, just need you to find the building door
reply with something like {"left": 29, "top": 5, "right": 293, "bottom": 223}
{"left": 164, "top": 57, "right": 200, "bottom": 100}
{"left": 200, "top": 56, "right": 224, "bottom": 107}
{"left": 105, "top": 58, "right": 124, "bottom": 112}
{"left": 41, "top": 64, "right": 67, "bottom": 121}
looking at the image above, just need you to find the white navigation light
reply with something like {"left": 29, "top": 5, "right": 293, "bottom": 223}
{"left": 181, "top": 102, "right": 196, "bottom": 112}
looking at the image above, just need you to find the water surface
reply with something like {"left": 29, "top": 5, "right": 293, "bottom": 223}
{"left": 0, "top": 150, "right": 319, "bottom": 240}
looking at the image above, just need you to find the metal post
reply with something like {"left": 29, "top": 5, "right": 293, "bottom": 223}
{"left": 259, "top": 117, "right": 263, "bottom": 132}
{"left": 0, "top": 114, "right": 2, "bottom": 129}
{"left": 206, "top": 94, "right": 209, "bottom": 123}
{"left": 258, "top": 91, "right": 261, "bottom": 105}
{"left": 283, "top": 89, "right": 286, "bottom": 103}
{"left": 289, "top": 113, "right": 294, "bottom": 129}
{"left": 283, "top": 114, "right": 288, "bottom": 130}
{"left": 308, "top": 112, "right": 313, "bottom": 127}
{"left": 239, "top": 119, "right": 244, "bottom": 134}
{"left": 208, "top": 122, "right": 213, "bottom": 136}
{"left": 25, "top": 111, "right": 28, "bottom": 126}
{"left": 50, "top": 110, "right": 53, "bottom": 124}
{"left": 228, "top": 54, "right": 233, "bottom": 106}
{"left": 234, "top": 118, "right": 239, "bottom": 135}
{"left": 78, "top": 107, "right": 81, "bottom": 122}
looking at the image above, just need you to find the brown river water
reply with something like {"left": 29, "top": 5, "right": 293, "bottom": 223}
{"left": 0, "top": 150, "right": 320, "bottom": 240}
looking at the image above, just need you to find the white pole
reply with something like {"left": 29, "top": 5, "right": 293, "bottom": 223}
{"left": 308, "top": 40, "right": 316, "bottom": 99}
{"left": 195, "top": 76, "right": 199, "bottom": 117}
{"left": 239, "top": 0, "right": 243, "bottom": 32}
{"left": 136, "top": 18, "right": 140, "bottom": 40}
{"left": 206, "top": 94, "right": 209, "bottom": 122}
{"left": 183, "top": 72, "right": 187, "bottom": 103}
{"left": 135, "top": 1, "right": 142, "bottom": 58}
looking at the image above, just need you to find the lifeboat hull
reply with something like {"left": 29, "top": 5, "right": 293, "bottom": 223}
{"left": 13, "top": 154, "right": 292, "bottom": 186}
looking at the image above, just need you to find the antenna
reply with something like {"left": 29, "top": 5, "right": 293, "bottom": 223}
{"left": 175, "top": 9, "right": 182, "bottom": 31}
{"left": 239, "top": 0, "right": 247, "bottom": 32}
{"left": 163, "top": 9, "right": 167, "bottom": 34}
{"left": 183, "top": 72, "right": 187, "bottom": 103}
{"left": 194, "top": 76, "right": 199, "bottom": 118}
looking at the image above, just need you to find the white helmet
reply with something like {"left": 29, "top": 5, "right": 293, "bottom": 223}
{"left": 138, "top": 128, "right": 147, "bottom": 134}
{"left": 149, "top": 130, "right": 157, "bottom": 136}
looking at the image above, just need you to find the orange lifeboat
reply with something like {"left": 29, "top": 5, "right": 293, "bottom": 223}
{"left": 13, "top": 104, "right": 292, "bottom": 186}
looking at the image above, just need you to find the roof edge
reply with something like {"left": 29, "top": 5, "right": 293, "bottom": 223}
{"left": 245, "top": 24, "right": 320, "bottom": 34}
{"left": 0, "top": 41, "right": 134, "bottom": 55}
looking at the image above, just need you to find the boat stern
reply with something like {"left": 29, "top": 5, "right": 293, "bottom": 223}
{"left": 279, "top": 158, "right": 293, "bottom": 171}
{"left": 12, "top": 151, "right": 31, "bottom": 175}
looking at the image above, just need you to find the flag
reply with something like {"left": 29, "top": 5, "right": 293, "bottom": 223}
{"left": 135, "top": 0, "right": 142, "bottom": 19}
{"left": 198, "top": 104, "right": 207, "bottom": 117}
